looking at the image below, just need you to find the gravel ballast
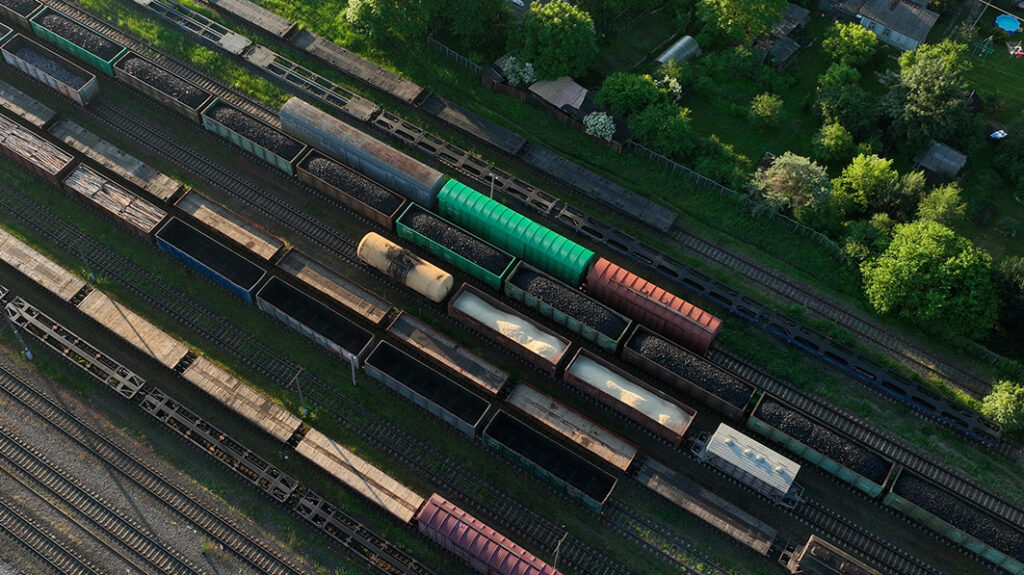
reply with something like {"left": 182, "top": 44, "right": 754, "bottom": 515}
{"left": 303, "top": 154, "right": 402, "bottom": 214}
{"left": 404, "top": 207, "right": 511, "bottom": 274}
{"left": 119, "top": 55, "right": 209, "bottom": 108}
{"left": 37, "top": 12, "right": 122, "bottom": 60}
{"left": 208, "top": 103, "right": 304, "bottom": 159}
{"left": 629, "top": 330, "right": 753, "bottom": 407}
{"left": 12, "top": 46, "right": 87, "bottom": 88}
{"left": 510, "top": 265, "right": 627, "bottom": 338}
{"left": 756, "top": 398, "right": 891, "bottom": 484}
{"left": 895, "top": 472, "right": 1024, "bottom": 560}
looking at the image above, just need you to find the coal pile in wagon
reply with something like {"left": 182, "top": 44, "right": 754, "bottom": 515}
{"left": 0, "top": 0, "right": 39, "bottom": 15}
{"left": 209, "top": 104, "right": 304, "bottom": 159}
{"left": 756, "top": 398, "right": 891, "bottom": 485}
{"left": 405, "top": 209, "right": 510, "bottom": 274}
{"left": 303, "top": 155, "right": 402, "bottom": 214}
{"left": 895, "top": 472, "right": 1024, "bottom": 559}
{"left": 38, "top": 12, "right": 122, "bottom": 60}
{"left": 630, "top": 331, "right": 752, "bottom": 407}
{"left": 13, "top": 47, "right": 87, "bottom": 88}
{"left": 511, "top": 267, "right": 627, "bottom": 338}
{"left": 119, "top": 56, "right": 208, "bottom": 108}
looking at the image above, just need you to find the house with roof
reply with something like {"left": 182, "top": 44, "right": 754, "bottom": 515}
{"left": 821, "top": 0, "right": 938, "bottom": 51}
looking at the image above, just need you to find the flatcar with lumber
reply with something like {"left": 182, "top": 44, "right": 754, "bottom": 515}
{"left": 175, "top": 190, "right": 285, "bottom": 262}
{"left": 0, "top": 77, "right": 56, "bottom": 129}
{"left": 61, "top": 163, "right": 168, "bottom": 237}
{"left": 0, "top": 109, "right": 74, "bottom": 185}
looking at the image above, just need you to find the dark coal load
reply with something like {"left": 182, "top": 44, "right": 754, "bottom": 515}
{"left": 756, "top": 398, "right": 891, "bottom": 484}
{"left": 1, "top": 0, "right": 39, "bottom": 14}
{"left": 38, "top": 12, "right": 121, "bottom": 60}
{"left": 511, "top": 267, "right": 627, "bottom": 337}
{"left": 896, "top": 472, "right": 1024, "bottom": 559}
{"left": 304, "top": 155, "right": 402, "bottom": 214}
{"left": 14, "top": 47, "right": 86, "bottom": 88}
{"left": 209, "top": 104, "right": 304, "bottom": 159}
{"left": 630, "top": 331, "right": 752, "bottom": 407}
{"left": 405, "top": 210, "right": 509, "bottom": 274}
{"left": 119, "top": 56, "right": 208, "bottom": 108}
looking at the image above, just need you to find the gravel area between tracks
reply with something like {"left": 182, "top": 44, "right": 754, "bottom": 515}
{"left": 630, "top": 331, "right": 752, "bottom": 407}
{"left": 209, "top": 103, "right": 303, "bottom": 159}
{"left": 12, "top": 47, "right": 87, "bottom": 88}
{"left": 510, "top": 266, "right": 626, "bottom": 337}
{"left": 405, "top": 208, "right": 510, "bottom": 274}
{"left": 895, "top": 472, "right": 1024, "bottom": 559}
{"left": 0, "top": 0, "right": 39, "bottom": 15}
{"left": 120, "top": 55, "right": 210, "bottom": 108}
{"left": 303, "top": 155, "right": 402, "bottom": 214}
{"left": 37, "top": 11, "right": 121, "bottom": 60}
{"left": 756, "top": 398, "right": 891, "bottom": 484}
{"left": 0, "top": 342, "right": 302, "bottom": 575}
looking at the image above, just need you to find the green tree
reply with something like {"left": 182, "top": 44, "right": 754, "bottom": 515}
{"left": 597, "top": 73, "right": 662, "bottom": 117}
{"left": 697, "top": 0, "right": 787, "bottom": 43}
{"left": 750, "top": 93, "right": 784, "bottom": 126}
{"left": 981, "top": 380, "right": 1024, "bottom": 432}
{"left": 442, "top": 0, "right": 511, "bottom": 53}
{"left": 517, "top": 1, "right": 598, "bottom": 79}
{"left": 861, "top": 220, "right": 998, "bottom": 338}
{"left": 753, "top": 152, "right": 830, "bottom": 223}
{"left": 815, "top": 64, "right": 876, "bottom": 139}
{"left": 628, "top": 102, "right": 698, "bottom": 159}
{"left": 831, "top": 154, "right": 898, "bottom": 219}
{"left": 813, "top": 122, "right": 854, "bottom": 163}
{"left": 822, "top": 22, "right": 879, "bottom": 66}
{"left": 346, "top": 0, "right": 438, "bottom": 40}
{"left": 884, "top": 40, "right": 972, "bottom": 151}
{"left": 917, "top": 183, "right": 967, "bottom": 225}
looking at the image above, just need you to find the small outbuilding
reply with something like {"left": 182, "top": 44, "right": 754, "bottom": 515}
{"left": 773, "top": 3, "right": 810, "bottom": 38}
{"left": 913, "top": 141, "right": 968, "bottom": 179}
{"left": 528, "top": 76, "right": 592, "bottom": 119}
{"left": 656, "top": 35, "right": 701, "bottom": 64}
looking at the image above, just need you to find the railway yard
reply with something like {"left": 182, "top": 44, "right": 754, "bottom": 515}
{"left": 1, "top": 1, "right": 1024, "bottom": 575}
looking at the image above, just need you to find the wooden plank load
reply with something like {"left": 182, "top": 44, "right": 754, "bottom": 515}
{"left": 50, "top": 119, "right": 183, "bottom": 202}
{"left": 0, "top": 226, "right": 86, "bottom": 303}
{"left": 62, "top": 164, "right": 167, "bottom": 236}
{"left": 76, "top": 290, "right": 189, "bottom": 369}
{"left": 175, "top": 191, "right": 284, "bottom": 261}
{"left": 0, "top": 111, "right": 74, "bottom": 185}
{"left": 0, "top": 77, "right": 56, "bottom": 129}
{"left": 296, "top": 428, "right": 425, "bottom": 523}
{"left": 181, "top": 356, "right": 302, "bottom": 443}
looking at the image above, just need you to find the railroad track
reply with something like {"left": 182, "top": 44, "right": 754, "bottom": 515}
{"left": 0, "top": 184, "right": 632, "bottom": 575}
{"left": 0, "top": 363, "right": 307, "bottom": 575}
{"left": 0, "top": 491, "right": 102, "bottom": 575}
{"left": 40, "top": 0, "right": 279, "bottom": 125}
{"left": 790, "top": 497, "right": 941, "bottom": 575}
{"left": 0, "top": 423, "right": 206, "bottom": 575}
{"left": 710, "top": 348, "right": 1024, "bottom": 532}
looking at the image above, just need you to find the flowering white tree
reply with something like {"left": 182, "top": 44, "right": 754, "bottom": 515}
{"left": 584, "top": 111, "right": 615, "bottom": 141}
{"left": 501, "top": 56, "right": 536, "bottom": 88}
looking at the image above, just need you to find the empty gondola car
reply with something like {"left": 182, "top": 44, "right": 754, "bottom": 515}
{"left": 694, "top": 423, "right": 802, "bottom": 507}
{"left": 279, "top": 97, "right": 444, "bottom": 207}
{"left": 417, "top": 494, "right": 561, "bottom": 575}
{"left": 504, "top": 261, "right": 631, "bottom": 355}
{"left": 50, "top": 119, "right": 185, "bottom": 203}
{"left": 448, "top": 283, "right": 571, "bottom": 376}
{"left": 0, "top": 21, "right": 11, "bottom": 50}
{"left": 585, "top": 257, "right": 721, "bottom": 355}
{"left": 785, "top": 535, "right": 883, "bottom": 575}
{"left": 202, "top": 98, "right": 306, "bottom": 175}
{"left": 0, "top": 78, "right": 56, "bottom": 129}
{"left": 2, "top": 34, "right": 99, "bottom": 105}
{"left": 0, "top": 227, "right": 87, "bottom": 303}
{"left": 114, "top": 53, "right": 213, "bottom": 124}
{"left": 622, "top": 325, "right": 755, "bottom": 421}
{"left": 61, "top": 164, "right": 168, "bottom": 237}
{"left": 748, "top": 395, "right": 895, "bottom": 498}
{"left": 256, "top": 277, "right": 374, "bottom": 365}
{"left": 29, "top": 8, "right": 126, "bottom": 77}
{"left": 295, "top": 149, "right": 406, "bottom": 229}
{"left": 277, "top": 248, "right": 393, "bottom": 327}
{"left": 562, "top": 348, "right": 695, "bottom": 446}
{"left": 883, "top": 469, "right": 1024, "bottom": 575}
{"left": 155, "top": 217, "right": 266, "bottom": 304}
{"left": 436, "top": 179, "right": 596, "bottom": 287}
{"left": 175, "top": 191, "right": 284, "bottom": 262}
{"left": 507, "top": 384, "right": 637, "bottom": 472}
{"left": 396, "top": 204, "right": 515, "bottom": 291}
{"left": 482, "top": 410, "right": 617, "bottom": 511}
{"left": 386, "top": 310, "right": 508, "bottom": 397}
{"left": 0, "top": 111, "right": 75, "bottom": 185}
{"left": 364, "top": 341, "right": 490, "bottom": 438}
{"left": 0, "top": 0, "right": 42, "bottom": 30}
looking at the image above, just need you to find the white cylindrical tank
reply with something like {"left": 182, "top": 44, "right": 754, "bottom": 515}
{"left": 357, "top": 232, "right": 453, "bottom": 303}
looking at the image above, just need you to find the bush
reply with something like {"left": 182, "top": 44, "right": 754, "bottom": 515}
{"left": 813, "top": 122, "right": 854, "bottom": 163}
{"left": 597, "top": 72, "right": 661, "bottom": 117}
{"left": 982, "top": 380, "right": 1024, "bottom": 432}
{"left": 750, "top": 93, "right": 784, "bottom": 126}
{"left": 822, "top": 22, "right": 879, "bottom": 66}
{"left": 629, "top": 102, "right": 698, "bottom": 159}
{"left": 500, "top": 55, "right": 536, "bottom": 88}
{"left": 583, "top": 111, "right": 616, "bottom": 141}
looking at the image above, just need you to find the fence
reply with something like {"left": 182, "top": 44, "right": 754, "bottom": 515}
{"left": 427, "top": 30, "right": 482, "bottom": 75}
{"left": 625, "top": 140, "right": 846, "bottom": 260}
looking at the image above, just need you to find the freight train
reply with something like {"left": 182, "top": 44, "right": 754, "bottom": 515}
{"left": 0, "top": 0, "right": 1002, "bottom": 449}
{"left": 2, "top": 12, "right": 1023, "bottom": 573}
